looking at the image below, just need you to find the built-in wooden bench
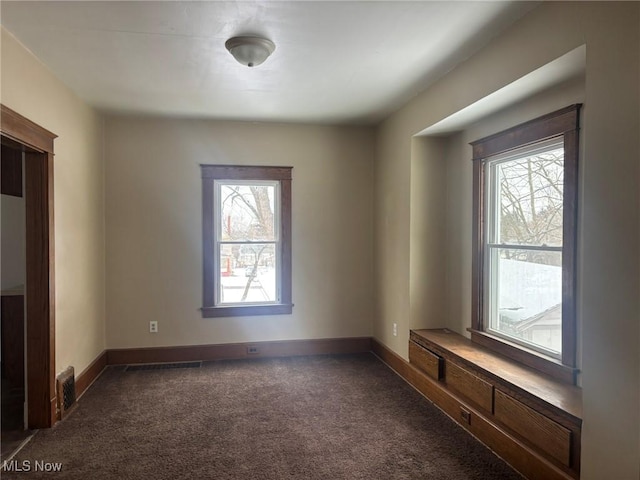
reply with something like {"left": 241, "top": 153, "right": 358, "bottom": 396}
{"left": 409, "top": 328, "right": 582, "bottom": 480}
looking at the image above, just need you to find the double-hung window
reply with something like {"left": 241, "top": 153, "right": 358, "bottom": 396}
{"left": 470, "top": 105, "right": 581, "bottom": 383}
{"left": 201, "top": 165, "right": 292, "bottom": 317}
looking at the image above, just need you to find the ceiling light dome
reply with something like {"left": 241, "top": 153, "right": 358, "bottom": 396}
{"left": 225, "top": 36, "right": 275, "bottom": 67}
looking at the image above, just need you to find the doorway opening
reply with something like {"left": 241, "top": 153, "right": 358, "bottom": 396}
{"left": 1, "top": 141, "right": 28, "bottom": 458}
{"left": 0, "top": 105, "right": 57, "bottom": 459}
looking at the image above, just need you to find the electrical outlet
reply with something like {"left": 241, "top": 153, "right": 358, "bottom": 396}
{"left": 393, "top": 323, "right": 397, "bottom": 337}
{"left": 247, "top": 346, "right": 259, "bottom": 354}
{"left": 149, "top": 321, "right": 158, "bottom": 333}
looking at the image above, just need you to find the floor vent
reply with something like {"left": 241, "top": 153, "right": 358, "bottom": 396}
{"left": 125, "top": 361, "right": 202, "bottom": 372}
{"left": 56, "top": 366, "right": 77, "bottom": 420}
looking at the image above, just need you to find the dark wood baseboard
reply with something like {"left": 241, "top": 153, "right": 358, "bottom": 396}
{"left": 73, "top": 337, "right": 370, "bottom": 397}
{"left": 75, "top": 350, "right": 108, "bottom": 399}
{"left": 371, "top": 337, "right": 412, "bottom": 378}
{"left": 64, "top": 338, "right": 370, "bottom": 423}
{"left": 107, "top": 337, "right": 372, "bottom": 365}
{"left": 371, "top": 338, "right": 574, "bottom": 480}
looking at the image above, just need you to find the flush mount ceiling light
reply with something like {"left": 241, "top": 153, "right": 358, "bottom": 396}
{"left": 225, "top": 36, "right": 276, "bottom": 67}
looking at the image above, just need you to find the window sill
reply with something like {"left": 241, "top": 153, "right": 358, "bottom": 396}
{"left": 468, "top": 329, "right": 578, "bottom": 385}
{"left": 201, "top": 304, "right": 293, "bottom": 318}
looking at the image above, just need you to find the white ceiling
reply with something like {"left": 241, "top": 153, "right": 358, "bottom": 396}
{"left": 0, "top": 1, "right": 538, "bottom": 125}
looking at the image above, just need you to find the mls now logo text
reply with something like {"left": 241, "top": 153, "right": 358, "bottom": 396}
{"left": 2, "top": 460, "right": 63, "bottom": 473}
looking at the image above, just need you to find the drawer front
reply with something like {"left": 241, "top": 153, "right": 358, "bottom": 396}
{"left": 445, "top": 362, "right": 493, "bottom": 412}
{"left": 494, "top": 390, "right": 572, "bottom": 467}
{"left": 409, "top": 341, "right": 443, "bottom": 380}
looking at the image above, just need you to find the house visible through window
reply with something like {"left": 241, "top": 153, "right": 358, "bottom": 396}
{"left": 201, "top": 165, "right": 292, "bottom": 317}
{"left": 470, "top": 105, "right": 581, "bottom": 384}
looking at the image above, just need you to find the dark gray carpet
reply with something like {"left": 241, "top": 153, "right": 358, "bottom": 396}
{"left": 3, "top": 354, "right": 522, "bottom": 479}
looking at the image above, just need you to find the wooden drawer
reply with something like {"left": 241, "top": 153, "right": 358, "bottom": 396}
{"left": 409, "top": 341, "right": 443, "bottom": 380}
{"left": 494, "top": 390, "right": 572, "bottom": 467}
{"left": 445, "top": 362, "right": 493, "bottom": 412}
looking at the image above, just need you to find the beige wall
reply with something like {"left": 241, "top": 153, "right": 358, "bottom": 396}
{"left": 0, "top": 27, "right": 106, "bottom": 377}
{"left": 374, "top": 3, "right": 639, "bottom": 479}
{"left": 373, "top": 121, "right": 411, "bottom": 353}
{"left": 104, "top": 117, "right": 374, "bottom": 348}
{"left": 409, "top": 136, "right": 446, "bottom": 332}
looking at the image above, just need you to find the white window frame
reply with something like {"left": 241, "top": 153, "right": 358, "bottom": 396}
{"left": 483, "top": 138, "right": 564, "bottom": 360}
{"left": 213, "top": 179, "right": 282, "bottom": 307}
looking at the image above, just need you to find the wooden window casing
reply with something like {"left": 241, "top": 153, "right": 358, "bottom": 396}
{"left": 201, "top": 165, "right": 292, "bottom": 318}
{"left": 469, "top": 105, "right": 581, "bottom": 384}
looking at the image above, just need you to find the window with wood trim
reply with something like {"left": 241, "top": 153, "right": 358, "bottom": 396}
{"left": 469, "top": 105, "right": 581, "bottom": 384}
{"left": 201, "top": 165, "right": 292, "bottom": 318}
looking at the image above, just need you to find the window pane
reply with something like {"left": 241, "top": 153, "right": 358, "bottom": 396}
{"left": 218, "top": 243, "right": 277, "bottom": 304}
{"left": 220, "top": 183, "right": 277, "bottom": 241}
{"left": 487, "top": 248, "right": 562, "bottom": 355}
{"left": 492, "top": 145, "right": 564, "bottom": 247}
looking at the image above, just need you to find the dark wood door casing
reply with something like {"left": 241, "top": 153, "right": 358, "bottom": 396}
{"left": 1, "top": 104, "right": 57, "bottom": 428}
